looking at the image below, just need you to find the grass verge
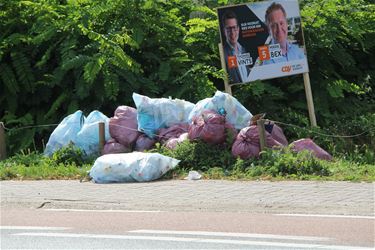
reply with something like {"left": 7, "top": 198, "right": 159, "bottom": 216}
{"left": 1, "top": 141, "right": 374, "bottom": 182}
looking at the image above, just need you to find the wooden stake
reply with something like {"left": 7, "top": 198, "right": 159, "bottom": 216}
{"left": 303, "top": 72, "right": 317, "bottom": 127}
{"left": 218, "top": 43, "right": 232, "bottom": 95}
{"left": 0, "top": 122, "right": 7, "bottom": 160}
{"left": 98, "top": 122, "right": 105, "bottom": 155}
{"left": 257, "top": 119, "right": 266, "bottom": 152}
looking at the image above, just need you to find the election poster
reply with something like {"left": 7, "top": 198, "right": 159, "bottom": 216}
{"left": 218, "top": 0, "right": 309, "bottom": 84}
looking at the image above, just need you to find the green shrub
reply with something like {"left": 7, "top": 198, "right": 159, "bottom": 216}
{"left": 151, "top": 140, "right": 235, "bottom": 172}
{"left": 259, "top": 149, "right": 331, "bottom": 177}
{"left": 230, "top": 147, "right": 331, "bottom": 178}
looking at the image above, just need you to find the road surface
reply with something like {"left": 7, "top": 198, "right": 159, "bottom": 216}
{"left": 1, "top": 208, "right": 373, "bottom": 249}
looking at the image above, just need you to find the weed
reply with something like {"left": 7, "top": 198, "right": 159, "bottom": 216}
{"left": 51, "top": 143, "right": 94, "bottom": 166}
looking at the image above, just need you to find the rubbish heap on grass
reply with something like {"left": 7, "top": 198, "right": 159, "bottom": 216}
{"left": 44, "top": 90, "right": 332, "bottom": 183}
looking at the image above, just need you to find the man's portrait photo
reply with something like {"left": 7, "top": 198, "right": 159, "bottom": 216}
{"left": 221, "top": 10, "right": 251, "bottom": 84}
{"left": 261, "top": 2, "right": 305, "bottom": 65}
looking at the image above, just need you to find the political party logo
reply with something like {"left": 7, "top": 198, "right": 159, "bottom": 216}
{"left": 281, "top": 64, "right": 303, "bottom": 73}
{"left": 281, "top": 65, "right": 291, "bottom": 72}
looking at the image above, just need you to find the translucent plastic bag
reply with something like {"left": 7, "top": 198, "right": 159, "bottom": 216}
{"left": 89, "top": 152, "right": 180, "bottom": 183}
{"left": 44, "top": 110, "right": 85, "bottom": 156}
{"left": 188, "top": 91, "right": 252, "bottom": 130}
{"left": 133, "top": 93, "right": 194, "bottom": 138}
{"left": 76, "top": 110, "right": 111, "bottom": 156}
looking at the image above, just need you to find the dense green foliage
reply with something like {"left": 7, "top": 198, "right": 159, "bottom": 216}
{"left": 0, "top": 0, "right": 374, "bottom": 159}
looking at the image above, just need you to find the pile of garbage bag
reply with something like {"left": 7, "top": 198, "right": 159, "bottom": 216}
{"left": 44, "top": 90, "right": 332, "bottom": 183}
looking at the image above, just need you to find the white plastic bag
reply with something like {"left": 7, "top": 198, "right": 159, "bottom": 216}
{"left": 44, "top": 110, "right": 85, "bottom": 156}
{"left": 133, "top": 93, "right": 194, "bottom": 138}
{"left": 89, "top": 152, "right": 180, "bottom": 183}
{"left": 184, "top": 170, "right": 202, "bottom": 180}
{"left": 188, "top": 90, "right": 252, "bottom": 130}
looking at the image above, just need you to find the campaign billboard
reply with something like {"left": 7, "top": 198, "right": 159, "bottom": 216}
{"left": 218, "top": 0, "right": 309, "bottom": 84}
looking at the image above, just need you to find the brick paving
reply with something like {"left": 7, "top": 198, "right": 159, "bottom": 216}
{"left": 1, "top": 180, "right": 374, "bottom": 215}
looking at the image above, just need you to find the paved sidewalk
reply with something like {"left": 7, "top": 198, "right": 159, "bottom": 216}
{"left": 1, "top": 180, "right": 374, "bottom": 215}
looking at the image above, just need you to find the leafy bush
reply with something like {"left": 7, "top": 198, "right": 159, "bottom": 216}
{"left": 255, "top": 148, "right": 331, "bottom": 177}
{"left": 0, "top": 0, "right": 218, "bottom": 155}
{"left": 228, "top": 148, "right": 331, "bottom": 179}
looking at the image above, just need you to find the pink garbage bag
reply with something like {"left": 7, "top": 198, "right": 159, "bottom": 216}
{"left": 188, "top": 110, "right": 226, "bottom": 144}
{"left": 232, "top": 125, "right": 283, "bottom": 159}
{"left": 267, "top": 123, "right": 288, "bottom": 146}
{"left": 134, "top": 134, "right": 156, "bottom": 152}
{"left": 157, "top": 123, "right": 189, "bottom": 143}
{"left": 165, "top": 133, "right": 188, "bottom": 149}
{"left": 291, "top": 138, "right": 333, "bottom": 161}
{"left": 109, "top": 106, "right": 140, "bottom": 148}
{"left": 102, "top": 139, "right": 131, "bottom": 155}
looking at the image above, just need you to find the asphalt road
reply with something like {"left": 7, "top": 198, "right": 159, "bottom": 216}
{"left": 1, "top": 180, "right": 374, "bottom": 249}
{"left": 1, "top": 208, "right": 374, "bottom": 249}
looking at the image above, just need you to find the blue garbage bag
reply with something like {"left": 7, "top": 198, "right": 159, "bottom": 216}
{"left": 75, "top": 110, "right": 111, "bottom": 156}
{"left": 44, "top": 110, "right": 85, "bottom": 156}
